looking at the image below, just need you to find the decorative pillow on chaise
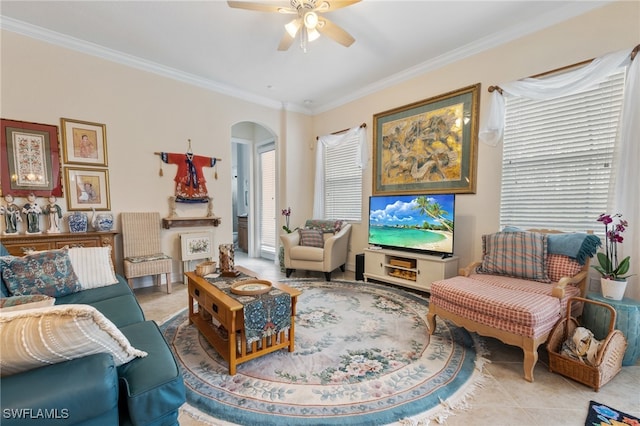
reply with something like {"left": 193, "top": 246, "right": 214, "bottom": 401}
{"left": 67, "top": 247, "right": 118, "bottom": 289}
{"left": 547, "top": 253, "right": 583, "bottom": 282}
{"left": 1, "top": 249, "right": 81, "bottom": 297}
{"left": 477, "top": 231, "right": 551, "bottom": 283}
{"left": 0, "top": 294, "right": 55, "bottom": 312}
{"left": 0, "top": 304, "right": 147, "bottom": 377}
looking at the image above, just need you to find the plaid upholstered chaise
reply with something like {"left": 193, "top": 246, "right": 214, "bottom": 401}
{"left": 427, "top": 229, "right": 598, "bottom": 382}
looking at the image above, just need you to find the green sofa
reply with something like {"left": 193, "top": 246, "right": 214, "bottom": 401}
{"left": 0, "top": 243, "right": 186, "bottom": 425}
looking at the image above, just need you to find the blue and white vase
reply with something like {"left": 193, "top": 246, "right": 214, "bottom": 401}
{"left": 68, "top": 212, "right": 88, "bottom": 233}
{"left": 91, "top": 208, "right": 114, "bottom": 232}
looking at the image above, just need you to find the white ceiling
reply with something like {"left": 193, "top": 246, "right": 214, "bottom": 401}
{"left": 0, "top": 0, "right": 611, "bottom": 114}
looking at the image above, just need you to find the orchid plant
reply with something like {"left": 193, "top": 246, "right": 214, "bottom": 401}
{"left": 282, "top": 207, "right": 293, "bottom": 234}
{"left": 593, "top": 213, "right": 633, "bottom": 281}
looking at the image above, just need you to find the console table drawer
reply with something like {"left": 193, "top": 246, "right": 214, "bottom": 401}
{"left": 2, "top": 242, "right": 53, "bottom": 256}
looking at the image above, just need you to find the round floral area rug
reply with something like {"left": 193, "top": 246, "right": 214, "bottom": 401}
{"left": 161, "top": 279, "right": 487, "bottom": 426}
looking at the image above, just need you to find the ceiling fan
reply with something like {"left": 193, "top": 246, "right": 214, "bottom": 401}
{"left": 227, "top": 1, "right": 360, "bottom": 52}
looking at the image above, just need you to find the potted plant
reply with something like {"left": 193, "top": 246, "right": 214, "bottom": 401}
{"left": 593, "top": 213, "right": 633, "bottom": 300}
{"left": 279, "top": 207, "right": 293, "bottom": 272}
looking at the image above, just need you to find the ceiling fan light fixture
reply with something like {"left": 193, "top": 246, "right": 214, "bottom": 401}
{"left": 285, "top": 18, "right": 301, "bottom": 37}
{"left": 303, "top": 11, "right": 318, "bottom": 29}
{"left": 307, "top": 27, "right": 320, "bottom": 42}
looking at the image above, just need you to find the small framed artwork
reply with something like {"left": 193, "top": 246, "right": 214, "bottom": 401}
{"left": 1, "top": 118, "right": 63, "bottom": 197}
{"left": 372, "top": 83, "right": 480, "bottom": 195}
{"left": 64, "top": 167, "right": 110, "bottom": 211}
{"left": 180, "top": 232, "right": 214, "bottom": 261}
{"left": 61, "top": 118, "right": 108, "bottom": 166}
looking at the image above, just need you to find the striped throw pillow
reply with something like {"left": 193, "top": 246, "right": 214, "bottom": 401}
{"left": 298, "top": 228, "right": 324, "bottom": 248}
{"left": 477, "top": 231, "right": 551, "bottom": 283}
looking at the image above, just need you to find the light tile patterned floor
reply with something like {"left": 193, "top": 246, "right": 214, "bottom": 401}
{"left": 136, "top": 252, "right": 640, "bottom": 426}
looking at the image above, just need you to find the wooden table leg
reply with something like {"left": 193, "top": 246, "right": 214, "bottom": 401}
{"left": 229, "top": 310, "right": 238, "bottom": 375}
{"left": 288, "top": 295, "right": 297, "bottom": 352}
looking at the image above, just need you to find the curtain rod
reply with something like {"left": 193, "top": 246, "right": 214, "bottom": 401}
{"left": 316, "top": 122, "right": 366, "bottom": 140}
{"left": 488, "top": 43, "right": 640, "bottom": 95}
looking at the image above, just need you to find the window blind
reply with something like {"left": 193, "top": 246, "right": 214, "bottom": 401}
{"left": 500, "top": 71, "right": 625, "bottom": 234}
{"left": 323, "top": 133, "right": 362, "bottom": 221}
{"left": 259, "top": 147, "right": 276, "bottom": 255}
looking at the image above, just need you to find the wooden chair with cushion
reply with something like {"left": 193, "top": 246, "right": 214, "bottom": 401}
{"left": 121, "top": 212, "right": 173, "bottom": 293}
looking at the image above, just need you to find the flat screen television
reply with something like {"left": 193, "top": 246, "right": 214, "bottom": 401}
{"left": 368, "top": 193, "right": 455, "bottom": 257}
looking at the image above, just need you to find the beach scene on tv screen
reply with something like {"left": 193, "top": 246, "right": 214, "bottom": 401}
{"left": 369, "top": 194, "right": 454, "bottom": 254}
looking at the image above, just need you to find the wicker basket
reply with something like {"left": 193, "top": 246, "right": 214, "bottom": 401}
{"left": 546, "top": 296, "right": 627, "bottom": 391}
{"left": 195, "top": 261, "right": 216, "bottom": 277}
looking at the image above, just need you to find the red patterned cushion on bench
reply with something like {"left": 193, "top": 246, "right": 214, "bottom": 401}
{"left": 430, "top": 276, "right": 565, "bottom": 338}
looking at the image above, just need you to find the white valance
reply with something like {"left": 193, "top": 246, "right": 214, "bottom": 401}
{"left": 479, "top": 48, "right": 632, "bottom": 147}
{"left": 313, "top": 126, "right": 367, "bottom": 219}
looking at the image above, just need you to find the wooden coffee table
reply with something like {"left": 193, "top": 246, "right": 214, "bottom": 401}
{"left": 184, "top": 269, "right": 301, "bottom": 375}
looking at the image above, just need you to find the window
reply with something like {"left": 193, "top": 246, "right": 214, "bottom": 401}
{"left": 323, "top": 132, "right": 362, "bottom": 221}
{"left": 500, "top": 70, "right": 625, "bottom": 233}
{"left": 258, "top": 143, "right": 276, "bottom": 258}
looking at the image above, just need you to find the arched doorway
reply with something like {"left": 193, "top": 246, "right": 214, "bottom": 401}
{"left": 230, "top": 122, "right": 277, "bottom": 261}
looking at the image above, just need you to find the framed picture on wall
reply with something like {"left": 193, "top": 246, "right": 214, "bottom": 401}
{"left": 64, "top": 167, "right": 110, "bottom": 210}
{"left": 61, "top": 118, "right": 108, "bottom": 166}
{"left": 180, "top": 232, "right": 214, "bottom": 261}
{"left": 0, "top": 118, "right": 63, "bottom": 197}
{"left": 372, "top": 83, "right": 480, "bottom": 195}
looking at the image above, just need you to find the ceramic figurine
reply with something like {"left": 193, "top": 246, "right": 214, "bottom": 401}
{"left": 1, "top": 194, "right": 22, "bottom": 235}
{"left": 68, "top": 211, "right": 89, "bottom": 233}
{"left": 22, "top": 193, "right": 42, "bottom": 234}
{"left": 44, "top": 195, "right": 63, "bottom": 234}
{"left": 91, "top": 207, "right": 113, "bottom": 232}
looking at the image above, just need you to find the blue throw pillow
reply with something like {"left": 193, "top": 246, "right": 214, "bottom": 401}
{"left": 0, "top": 243, "right": 11, "bottom": 297}
{"left": 1, "top": 249, "right": 81, "bottom": 297}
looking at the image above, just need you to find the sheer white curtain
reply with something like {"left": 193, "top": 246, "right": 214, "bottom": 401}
{"left": 313, "top": 126, "right": 367, "bottom": 219}
{"left": 611, "top": 54, "right": 639, "bottom": 300}
{"left": 479, "top": 46, "right": 639, "bottom": 300}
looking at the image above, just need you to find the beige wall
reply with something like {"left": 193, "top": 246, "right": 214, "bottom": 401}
{"left": 313, "top": 0, "right": 639, "bottom": 284}
{"left": 0, "top": 30, "right": 310, "bottom": 282}
{"left": 1, "top": 0, "right": 638, "bottom": 289}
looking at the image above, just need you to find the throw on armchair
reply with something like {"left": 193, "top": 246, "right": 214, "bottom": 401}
{"left": 280, "top": 220, "right": 352, "bottom": 281}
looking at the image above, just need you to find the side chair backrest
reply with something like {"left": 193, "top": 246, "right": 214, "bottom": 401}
{"left": 121, "top": 212, "right": 163, "bottom": 258}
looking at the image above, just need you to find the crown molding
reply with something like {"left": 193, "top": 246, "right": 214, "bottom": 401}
{"left": 1, "top": 1, "right": 612, "bottom": 117}
{"left": 311, "top": 0, "right": 612, "bottom": 114}
{"left": 0, "top": 16, "right": 313, "bottom": 114}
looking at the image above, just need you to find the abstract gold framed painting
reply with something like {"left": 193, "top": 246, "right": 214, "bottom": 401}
{"left": 372, "top": 83, "right": 480, "bottom": 195}
{"left": 0, "top": 118, "right": 63, "bottom": 197}
{"left": 64, "top": 167, "right": 110, "bottom": 211}
{"left": 61, "top": 118, "right": 108, "bottom": 166}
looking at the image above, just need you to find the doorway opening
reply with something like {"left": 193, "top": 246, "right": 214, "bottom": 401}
{"left": 231, "top": 122, "right": 277, "bottom": 262}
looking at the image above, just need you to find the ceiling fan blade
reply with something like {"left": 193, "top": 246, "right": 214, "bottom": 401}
{"left": 316, "top": 17, "right": 355, "bottom": 47}
{"left": 314, "top": 1, "right": 361, "bottom": 12}
{"left": 278, "top": 32, "right": 296, "bottom": 51}
{"left": 227, "top": 1, "right": 296, "bottom": 14}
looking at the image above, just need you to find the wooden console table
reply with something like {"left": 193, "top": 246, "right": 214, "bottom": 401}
{"left": 185, "top": 269, "right": 301, "bottom": 375}
{"left": 0, "top": 231, "right": 118, "bottom": 264}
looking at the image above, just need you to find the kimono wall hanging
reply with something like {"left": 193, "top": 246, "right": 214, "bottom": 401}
{"left": 155, "top": 139, "right": 220, "bottom": 203}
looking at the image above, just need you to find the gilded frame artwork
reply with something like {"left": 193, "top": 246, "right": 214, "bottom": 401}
{"left": 180, "top": 232, "right": 214, "bottom": 261}
{"left": 0, "top": 118, "right": 63, "bottom": 197}
{"left": 64, "top": 167, "right": 111, "bottom": 211}
{"left": 61, "top": 118, "right": 108, "bottom": 166}
{"left": 372, "top": 83, "right": 480, "bottom": 195}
